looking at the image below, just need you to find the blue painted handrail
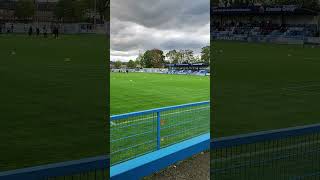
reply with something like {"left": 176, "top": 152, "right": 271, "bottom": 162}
{"left": 110, "top": 101, "right": 210, "bottom": 121}
{"left": 211, "top": 123, "right": 320, "bottom": 149}
{"left": 0, "top": 155, "right": 109, "bottom": 180}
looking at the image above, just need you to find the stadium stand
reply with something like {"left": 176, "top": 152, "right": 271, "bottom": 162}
{"left": 111, "top": 63, "right": 210, "bottom": 76}
{"left": 166, "top": 63, "right": 210, "bottom": 76}
{"left": 212, "top": 3, "right": 320, "bottom": 45}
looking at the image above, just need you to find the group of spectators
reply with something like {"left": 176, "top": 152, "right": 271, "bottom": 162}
{"left": 27, "top": 25, "right": 59, "bottom": 38}
{"left": 0, "top": 23, "right": 13, "bottom": 34}
{"left": 212, "top": 21, "right": 286, "bottom": 34}
{"left": 0, "top": 23, "right": 61, "bottom": 38}
{"left": 212, "top": 21, "right": 319, "bottom": 37}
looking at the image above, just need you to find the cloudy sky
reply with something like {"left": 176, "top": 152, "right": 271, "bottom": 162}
{"left": 110, "top": 0, "right": 210, "bottom": 62}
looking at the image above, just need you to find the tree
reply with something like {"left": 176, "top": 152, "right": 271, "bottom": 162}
{"left": 300, "top": 0, "right": 320, "bottom": 10}
{"left": 79, "top": 0, "right": 109, "bottom": 22}
{"left": 175, "top": 51, "right": 184, "bottom": 64}
{"left": 142, "top": 49, "right": 165, "bottom": 68}
{"left": 104, "top": 0, "right": 110, "bottom": 21}
{"left": 201, "top": 46, "right": 210, "bottom": 64}
{"left": 73, "top": 0, "right": 90, "bottom": 21}
{"left": 55, "top": 0, "right": 73, "bottom": 21}
{"left": 134, "top": 59, "right": 141, "bottom": 68}
{"left": 114, "top": 60, "right": 122, "bottom": 69}
{"left": 193, "top": 55, "right": 202, "bottom": 63}
{"left": 55, "top": 0, "right": 89, "bottom": 22}
{"left": 136, "top": 52, "right": 145, "bottom": 67}
{"left": 183, "top": 49, "right": 194, "bottom": 63}
{"left": 176, "top": 49, "right": 194, "bottom": 64}
{"left": 211, "top": 0, "right": 220, "bottom": 6}
{"left": 141, "top": 51, "right": 153, "bottom": 68}
{"left": 15, "top": 0, "right": 35, "bottom": 21}
{"left": 97, "top": 0, "right": 109, "bottom": 21}
{"left": 166, "top": 50, "right": 179, "bottom": 64}
{"left": 127, "top": 60, "right": 136, "bottom": 69}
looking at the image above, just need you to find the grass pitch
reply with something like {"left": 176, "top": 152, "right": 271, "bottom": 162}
{"left": 0, "top": 34, "right": 108, "bottom": 171}
{"left": 110, "top": 73, "right": 210, "bottom": 164}
{"left": 110, "top": 73, "right": 210, "bottom": 115}
{"left": 213, "top": 41, "right": 320, "bottom": 138}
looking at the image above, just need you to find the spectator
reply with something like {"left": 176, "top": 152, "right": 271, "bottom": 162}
{"left": 36, "top": 27, "right": 40, "bottom": 36}
{"left": 56, "top": 26, "right": 59, "bottom": 38}
{"left": 43, "top": 26, "right": 47, "bottom": 38}
{"left": 53, "top": 26, "right": 59, "bottom": 39}
{"left": 28, "top": 26, "right": 33, "bottom": 36}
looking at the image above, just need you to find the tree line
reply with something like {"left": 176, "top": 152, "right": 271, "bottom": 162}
{"left": 112, "top": 46, "right": 210, "bottom": 69}
{"left": 14, "top": 0, "right": 109, "bottom": 22}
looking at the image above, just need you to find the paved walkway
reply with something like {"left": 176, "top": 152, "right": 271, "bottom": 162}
{"left": 144, "top": 151, "right": 210, "bottom": 180}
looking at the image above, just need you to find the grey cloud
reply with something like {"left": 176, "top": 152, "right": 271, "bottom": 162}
{"left": 111, "top": 0, "right": 209, "bottom": 30}
{"left": 110, "top": 0, "right": 209, "bottom": 61}
{"left": 160, "top": 39, "right": 205, "bottom": 51}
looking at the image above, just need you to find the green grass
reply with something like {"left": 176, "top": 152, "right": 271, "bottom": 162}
{"left": 0, "top": 34, "right": 108, "bottom": 171}
{"left": 211, "top": 133, "right": 320, "bottom": 179}
{"left": 211, "top": 41, "right": 320, "bottom": 179}
{"left": 110, "top": 73, "right": 210, "bottom": 164}
{"left": 110, "top": 73, "right": 210, "bottom": 115}
{"left": 213, "top": 41, "right": 320, "bottom": 138}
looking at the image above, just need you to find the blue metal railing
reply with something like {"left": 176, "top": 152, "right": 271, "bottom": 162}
{"left": 111, "top": 101, "right": 209, "bottom": 120}
{"left": 111, "top": 133, "right": 210, "bottom": 180}
{"left": 110, "top": 101, "right": 210, "bottom": 165}
{"left": 211, "top": 124, "right": 320, "bottom": 180}
{"left": 0, "top": 156, "right": 109, "bottom": 180}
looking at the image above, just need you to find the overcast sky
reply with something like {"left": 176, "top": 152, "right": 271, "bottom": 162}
{"left": 110, "top": 0, "right": 210, "bottom": 62}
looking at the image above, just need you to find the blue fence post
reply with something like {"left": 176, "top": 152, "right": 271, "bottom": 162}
{"left": 157, "top": 111, "right": 161, "bottom": 150}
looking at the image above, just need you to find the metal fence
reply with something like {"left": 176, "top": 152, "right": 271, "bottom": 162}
{"left": 211, "top": 124, "right": 320, "bottom": 180}
{"left": 0, "top": 156, "right": 109, "bottom": 180}
{"left": 110, "top": 101, "right": 210, "bottom": 165}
